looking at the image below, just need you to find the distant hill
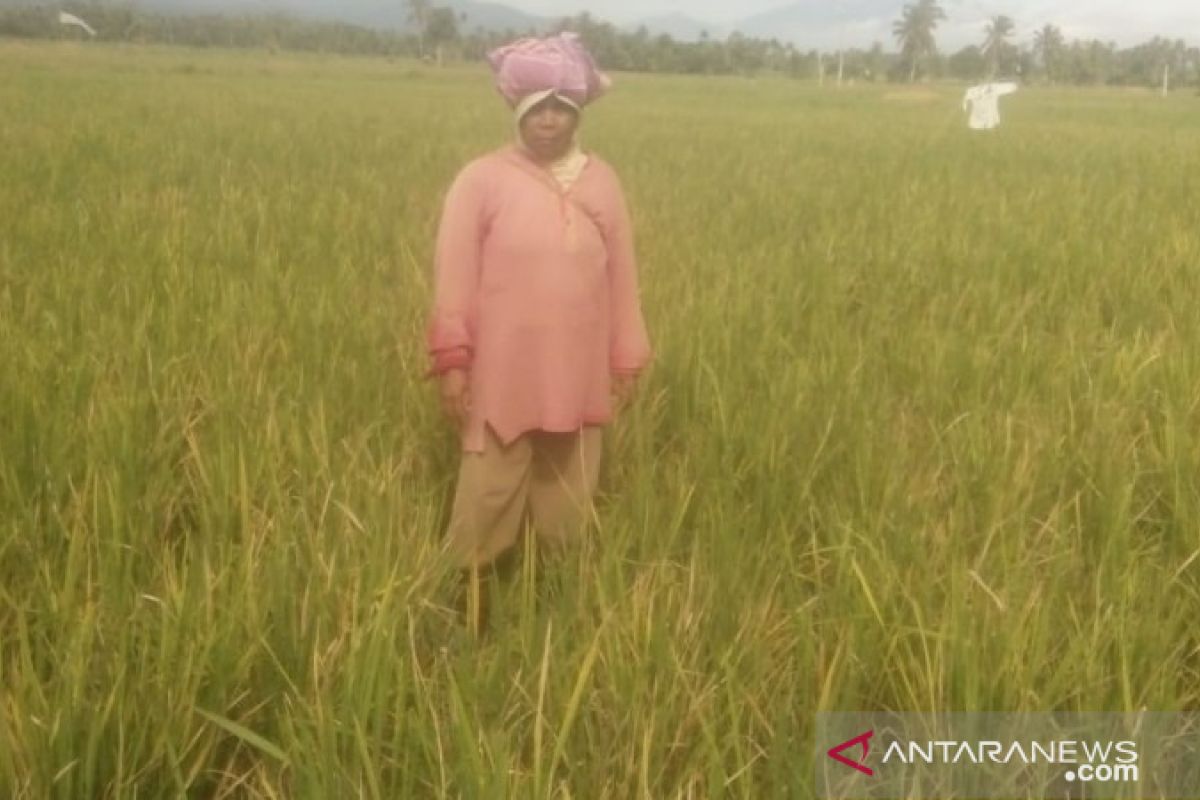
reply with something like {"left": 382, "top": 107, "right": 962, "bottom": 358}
{"left": 7, "top": 0, "right": 1192, "bottom": 49}
{"left": 627, "top": 1, "right": 963, "bottom": 50}
{"left": 626, "top": 12, "right": 714, "bottom": 42}
{"left": 721, "top": 0, "right": 1200, "bottom": 49}
{"left": 732, "top": 0, "right": 897, "bottom": 48}
{"left": 123, "top": 0, "right": 547, "bottom": 33}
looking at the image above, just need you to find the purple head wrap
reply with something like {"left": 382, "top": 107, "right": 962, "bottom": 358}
{"left": 486, "top": 32, "right": 611, "bottom": 109}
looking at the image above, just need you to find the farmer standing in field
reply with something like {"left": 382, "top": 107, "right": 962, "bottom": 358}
{"left": 425, "top": 32, "right": 653, "bottom": 633}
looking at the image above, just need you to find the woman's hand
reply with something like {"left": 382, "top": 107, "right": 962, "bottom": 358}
{"left": 612, "top": 373, "right": 638, "bottom": 413}
{"left": 439, "top": 368, "right": 471, "bottom": 428}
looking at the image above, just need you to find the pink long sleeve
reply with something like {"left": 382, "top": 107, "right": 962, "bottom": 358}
{"left": 425, "top": 148, "right": 652, "bottom": 452}
{"left": 426, "top": 163, "right": 487, "bottom": 377}
{"left": 601, "top": 172, "right": 652, "bottom": 375}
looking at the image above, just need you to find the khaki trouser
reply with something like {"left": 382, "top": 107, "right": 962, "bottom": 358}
{"left": 446, "top": 424, "right": 602, "bottom": 570}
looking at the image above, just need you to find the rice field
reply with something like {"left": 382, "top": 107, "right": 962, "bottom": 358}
{"left": 2, "top": 40, "right": 1199, "bottom": 798}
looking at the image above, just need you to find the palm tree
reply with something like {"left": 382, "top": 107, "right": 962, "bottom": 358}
{"left": 406, "top": 0, "right": 431, "bottom": 58}
{"left": 892, "top": 0, "right": 947, "bottom": 83}
{"left": 425, "top": 6, "right": 458, "bottom": 66}
{"left": 981, "top": 15, "right": 1015, "bottom": 78}
{"left": 1032, "top": 24, "right": 1064, "bottom": 83}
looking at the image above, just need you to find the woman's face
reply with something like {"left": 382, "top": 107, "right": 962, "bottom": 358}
{"left": 519, "top": 96, "right": 580, "bottom": 162}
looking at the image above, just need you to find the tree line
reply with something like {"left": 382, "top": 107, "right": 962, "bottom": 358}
{"left": 2, "top": 0, "right": 1197, "bottom": 90}
{"left": 889, "top": 0, "right": 1197, "bottom": 89}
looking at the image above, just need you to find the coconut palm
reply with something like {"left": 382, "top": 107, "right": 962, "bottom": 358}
{"left": 1032, "top": 24, "right": 1065, "bottom": 82}
{"left": 892, "top": 0, "right": 947, "bottom": 83}
{"left": 406, "top": 0, "right": 431, "bottom": 58}
{"left": 981, "top": 15, "right": 1016, "bottom": 78}
{"left": 425, "top": 6, "right": 458, "bottom": 66}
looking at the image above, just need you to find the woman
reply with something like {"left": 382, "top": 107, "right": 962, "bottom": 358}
{"left": 425, "top": 33, "right": 652, "bottom": 632}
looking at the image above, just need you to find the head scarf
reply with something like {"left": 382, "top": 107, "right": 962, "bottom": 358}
{"left": 487, "top": 32, "right": 610, "bottom": 119}
{"left": 513, "top": 88, "right": 580, "bottom": 124}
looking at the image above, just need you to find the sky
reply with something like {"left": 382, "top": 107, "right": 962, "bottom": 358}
{"left": 499, "top": 0, "right": 1200, "bottom": 45}
{"left": 499, "top": 0, "right": 828, "bottom": 23}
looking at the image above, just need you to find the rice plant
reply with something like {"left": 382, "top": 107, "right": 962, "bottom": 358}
{"left": 1, "top": 42, "right": 1198, "bottom": 798}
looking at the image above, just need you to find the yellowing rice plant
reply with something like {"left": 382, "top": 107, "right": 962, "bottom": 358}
{"left": 1, "top": 41, "right": 1199, "bottom": 798}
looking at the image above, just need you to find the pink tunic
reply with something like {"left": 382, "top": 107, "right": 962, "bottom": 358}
{"left": 426, "top": 145, "right": 652, "bottom": 453}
